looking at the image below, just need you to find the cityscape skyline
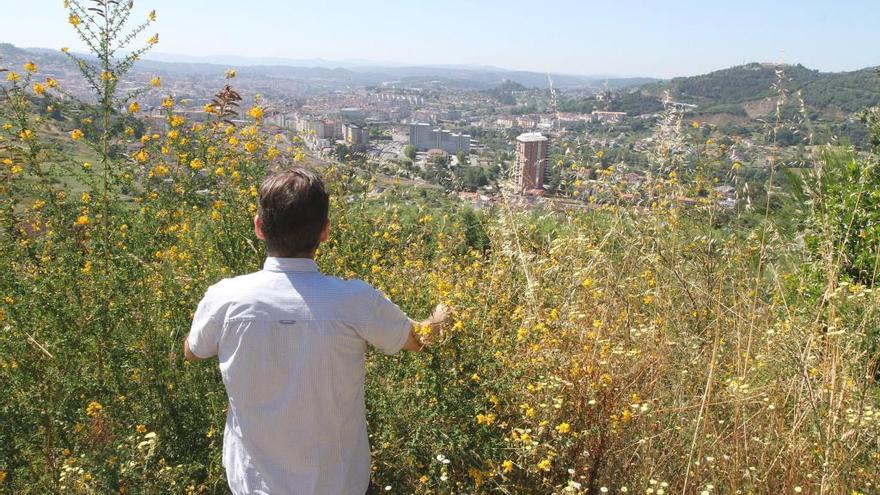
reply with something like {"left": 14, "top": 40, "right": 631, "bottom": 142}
{"left": 2, "top": 0, "right": 879, "bottom": 79}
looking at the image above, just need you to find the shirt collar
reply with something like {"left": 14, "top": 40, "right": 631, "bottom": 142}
{"left": 263, "top": 257, "right": 319, "bottom": 272}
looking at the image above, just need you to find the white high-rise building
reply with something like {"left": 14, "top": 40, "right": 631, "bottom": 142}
{"left": 408, "top": 123, "right": 470, "bottom": 154}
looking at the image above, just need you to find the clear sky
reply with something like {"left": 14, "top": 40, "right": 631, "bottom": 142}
{"left": 3, "top": 0, "right": 879, "bottom": 78}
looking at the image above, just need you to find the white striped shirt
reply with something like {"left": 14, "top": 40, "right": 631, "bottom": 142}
{"left": 187, "top": 257, "right": 412, "bottom": 495}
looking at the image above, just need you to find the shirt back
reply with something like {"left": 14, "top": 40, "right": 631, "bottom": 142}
{"left": 186, "top": 257, "right": 412, "bottom": 495}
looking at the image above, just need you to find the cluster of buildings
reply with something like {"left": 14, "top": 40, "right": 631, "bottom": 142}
{"left": 495, "top": 110, "right": 627, "bottom": 130}
{"left": 409, "top": 109, "right": 462, "bottom": 123}
{"left": 292, "top": 88, "right": 459, "bottom": 125}
{"left": 408, "top": 123, "right": 472, "bottom": 154}
{"left": 406, "top": 122, "right": 550, "bottom": 197}
{"left": 342, "top": 123, "right": 369, "bottom": 146}
{"left": 269, "top": 114, "right": 369, "bottom": 146}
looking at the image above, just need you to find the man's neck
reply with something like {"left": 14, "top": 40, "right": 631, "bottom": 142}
{"left": 267, "top": 253, "right": 315, "bottom": 260}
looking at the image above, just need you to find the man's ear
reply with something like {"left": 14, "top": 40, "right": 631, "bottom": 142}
{"left": 254, "top": 214, "right": 265, "bottom": 240}
{"left": 319, "top": 218, "right": 330, "bottom": 243}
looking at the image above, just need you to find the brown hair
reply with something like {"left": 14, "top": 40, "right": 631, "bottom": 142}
{"left": 257, "top": 168, "right": 329, "bottom": 257}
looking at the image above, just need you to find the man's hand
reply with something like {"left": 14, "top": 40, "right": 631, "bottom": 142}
{"left": 183, "top": 338, "right": 205, "bottom": 362}
{"left": 402, "top": 303, "right": 450, "bottom": 352}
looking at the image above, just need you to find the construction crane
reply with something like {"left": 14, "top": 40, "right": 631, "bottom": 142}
{"left": 547, "top": 73, "right": 560, "bottom": 132}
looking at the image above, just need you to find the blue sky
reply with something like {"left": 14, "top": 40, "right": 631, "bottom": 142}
{"left": 3, "top": 0, "right": 879, "bottom": 78}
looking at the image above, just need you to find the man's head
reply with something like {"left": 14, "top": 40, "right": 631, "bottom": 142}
{"left": 255, "top": 168, "right": 330, "bottom": 258}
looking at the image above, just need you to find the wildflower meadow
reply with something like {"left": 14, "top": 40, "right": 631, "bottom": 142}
{"left": 0, "top": 2, "right": 878, "bottom": 494}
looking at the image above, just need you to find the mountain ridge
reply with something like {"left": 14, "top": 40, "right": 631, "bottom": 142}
{"left": 656, "top": 63, "right": 880, "bottom": 115}
{"left": 0, "top": 42, "right": 655, "bottom": 90}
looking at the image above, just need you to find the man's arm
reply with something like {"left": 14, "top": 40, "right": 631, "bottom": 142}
{"left": 183, "top": 284, "right": 224, "bottom": 361}
{"left": 401, "top": 304, "right": 449, "bottom": 352}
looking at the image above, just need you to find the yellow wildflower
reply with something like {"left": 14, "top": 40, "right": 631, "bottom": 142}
{"left": 148, "top": 10, "right": 157, "bottom": 21}
{"left": 33, "top": 83, "right": 46, "bottom": 95}
{"left": 23, "top": 61, "right": 37, "bottom": 73}
{"left": 189, "top": 158, "right": 203, "bottom": 171}
{"left": 46, "top": 78, "right": 58, "bottom": 88}
{"left": 128, "top": 101, "right": 140, "bottom": 114}
{"left": 6, "top": 72, "right": 20, "bottom": 82}
{"left": 152, "top": 164, "right": 170, "bottom": 177}
{"left": 536, "top": 458, "right": 552, "bottom": 471}
{"left": 70, "top": 129, "right": 84, "bottom": 141}
{"left": 150, "top": 76, "right": 161, "bottom": 87}
{"left": 69, "top": 14, "right": 81, "bottom": 26}
{"left": 555, "top": 422, "right": 571, "bottom": 434}
{"left": 74, "top": 215, "right": 90, "bottom": 227}
{"left": 133, "top": 149, "right": 149, "bottom": 162}
{"left": 248, "top": 106, "right": 264, "bottom": 120}
{"left": 502, "top": 460, "right": 513, "bottom": 473}
{"left": 148, "top": 34, "right": 159, "bottom": 45}
{"left": 476, "top": 412, "right": 496, "bottom": 425}
{"left": 85, "top": 401, "right": 103, "bottom": 417}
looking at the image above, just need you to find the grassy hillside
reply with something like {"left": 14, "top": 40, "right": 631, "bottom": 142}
{"left": 661, "top": 63, "right": 820, "bottom": 104}
{"left": 646, "top": 63, "right": 880, "bottom": 117}
{"left": 2, "top": 3, "right": 880, "bottom": 494}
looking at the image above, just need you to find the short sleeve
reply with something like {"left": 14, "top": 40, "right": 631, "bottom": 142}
{"left": 186, "top": 285, "right": 224, "bottom": 359}
{"left": 356, "top": 287, "right": 412, "bottom": 355}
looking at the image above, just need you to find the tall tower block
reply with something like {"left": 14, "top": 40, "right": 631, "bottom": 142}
{"left": 515, "top": 132, "right": 549, "bottom": 194}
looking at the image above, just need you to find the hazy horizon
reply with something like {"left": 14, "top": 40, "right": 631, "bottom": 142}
{"left": 3, "top": 0, "right": 879, "bottom": 78}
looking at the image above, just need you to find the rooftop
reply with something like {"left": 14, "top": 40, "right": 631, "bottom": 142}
{"left": 516, "top": 132, "right": 548, "bottom": 143}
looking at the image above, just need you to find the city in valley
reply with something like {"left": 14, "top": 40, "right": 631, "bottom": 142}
{"left": 5, "top": 41, "right": 875, "bottom": 214}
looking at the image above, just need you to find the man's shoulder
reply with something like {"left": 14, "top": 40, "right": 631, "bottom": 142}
{"left": 207, "top": 271, "right": 377, "bottom": 298}
{"left": 205, "top": 271, "right": 263, "bottom": 293}
{"left": 313, "top": 275, "right": 379, "bottom": 300}
{"left": 323, "top": 275, "right": 372, "bottom": 290}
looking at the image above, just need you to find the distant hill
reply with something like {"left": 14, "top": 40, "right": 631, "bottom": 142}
{"left": 0, "top": 43, "right": 657, "bottom": 91}
{"left": 642, "top": 63, "right": 880, "bottom": 117}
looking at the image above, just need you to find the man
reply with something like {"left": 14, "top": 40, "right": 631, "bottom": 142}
{"left": 183, "top": 168, "right": 448, "bottom": 495}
